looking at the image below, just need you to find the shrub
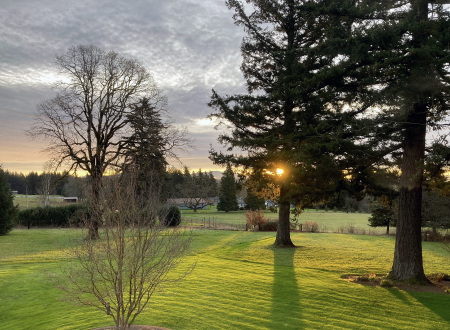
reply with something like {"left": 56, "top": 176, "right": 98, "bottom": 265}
{"left": 17, "top": 204, "right": 88, "bottom": 228}
{"left": 380, "top": 279, "right": 393, "bottom": 287}
{"left": 357, "top": 275, "right": 369, "bottom": 282}
{"left": 268, "top": 206, "right": 278, "bottom": 213}
{"left": 259, "top": 221, "right": 278, "bottom": 232}
{"left": 368, "top": 273, "right": 377, "bottom": 281}
{"left": 245, "top": 210, "right": 266, "bottom": 227}
{"left": 422, "top": 230, "right": 445, "bottom": 242}
{"left": 161, "top": 205, "right": 181, "bottom": 227}
{"left": 302, "top": 221, "right": 319, "bottom": 233}
{"left": 429, "top": 273, "right": 449, "bottom": 282}
{"left": 346, "top": 224, "right": 356, "bottom": 234}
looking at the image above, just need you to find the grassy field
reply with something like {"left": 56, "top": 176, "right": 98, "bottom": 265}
{"left": 13, "top": 194, "right": 66, "bottom": 210}
{"left": 0, "top": 229, "right": 449, "bottom": 329}
{"left": 181, "top": 207, "right": 392, "bottom": 234}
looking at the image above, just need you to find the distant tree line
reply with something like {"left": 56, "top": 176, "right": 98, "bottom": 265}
{"left": 166, "top": 167, "right": 218, "bottom": 211}
{"left": 4, "top": 171, "right": 68, "bottom": 196}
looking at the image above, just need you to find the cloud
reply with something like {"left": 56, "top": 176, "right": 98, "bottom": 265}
{"left": 0, "top": 0, "right": 247, "bottom": 173}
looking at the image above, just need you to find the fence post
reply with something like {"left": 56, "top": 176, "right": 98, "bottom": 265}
{"left": 299, "top": 223, "right": 302, "bottom": 232}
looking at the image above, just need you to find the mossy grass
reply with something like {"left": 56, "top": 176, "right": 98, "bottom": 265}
{"left": 1, "top": 229, "right": 449, "bottom": 329}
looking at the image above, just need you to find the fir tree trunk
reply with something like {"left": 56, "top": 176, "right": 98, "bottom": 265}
{"left": 274, "top": 185, "right": 294, "bottom": 247}
{"left": 388, "top": 103, "right": 428, "bottom": 283}
{"left": 389, "top": 0, "right": 431, "bottom": 283}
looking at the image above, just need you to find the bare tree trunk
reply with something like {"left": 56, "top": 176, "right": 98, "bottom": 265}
{"left": 38, "top": 172, "right": 52, "bottom": 207}
{"left": 274, "top": 185, "right": 294, "bottom": 247}
{"left": 89, "top": 172, "right": 101, "bottom": 239}
{"left": 389, "top": 103, "right": 428, "bottom": 283}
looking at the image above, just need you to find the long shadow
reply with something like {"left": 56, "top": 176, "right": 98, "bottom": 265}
{"left": 384, "top": 284, "right": 450, "bottom": 324}
{"left": 409, "top": 291, "right": 450, "bottom": 323}
{"left": 270, "top": 246, "right": 303, "bottom": 329}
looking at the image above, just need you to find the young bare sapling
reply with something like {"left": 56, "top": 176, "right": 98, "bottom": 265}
{"left": 57, "top": 172, "right": 194, "bottom": 329}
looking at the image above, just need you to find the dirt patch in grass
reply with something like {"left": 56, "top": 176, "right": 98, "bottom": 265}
{"left": 341, "top": 273, "right": 450, "bottom": 294}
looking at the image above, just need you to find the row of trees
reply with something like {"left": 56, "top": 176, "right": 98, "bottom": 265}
{"left": 209, "top": 0, "right": 450, "bottom": 282}
{"left": 166, "top": 167, "right": 218, "bottom": 211}
{"left": 4, "top": 171, "right": 68, "bottom": 195}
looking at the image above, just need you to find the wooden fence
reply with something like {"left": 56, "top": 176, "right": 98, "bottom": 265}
{"left": 181, "top": 216, "right": 247, "bottom": 231}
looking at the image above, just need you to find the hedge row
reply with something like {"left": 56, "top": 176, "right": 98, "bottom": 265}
{"left": 17, "top": 204, "right": 88, "bottom": 228}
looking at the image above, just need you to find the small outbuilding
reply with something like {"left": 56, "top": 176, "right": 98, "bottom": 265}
{"left": 63, "top": 197, "right": 78, "bottom": 203}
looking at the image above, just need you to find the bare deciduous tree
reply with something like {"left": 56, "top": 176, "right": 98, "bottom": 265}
{"left": 37, "top": 172, "right": 52, "bottom": 207}
{"left": 56, "top": 172, "right": 194, "bottom": 329}
{"left": 29, "top": 45, "right": 160, "bottom": 238}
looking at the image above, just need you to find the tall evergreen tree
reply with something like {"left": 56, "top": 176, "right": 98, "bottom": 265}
{"left": 244, "top": 186, "right": 266, "bottom": 211}
{"left": 387, "top": 1, "right": 449, "bottom": 283}
{"left": 217, "top": 164, "right": 239, "bottom": 212}
{"left": 209, "top": 0, "right": 374, "bottom": 246}
{"left": 0, "top": 166, "right": 17, "bottom": 235}
{"left": 347, "top": 1, "right": 450, "bottom": 282}
{"left": 125, "top": 97, "right": 168, "bottom": 196}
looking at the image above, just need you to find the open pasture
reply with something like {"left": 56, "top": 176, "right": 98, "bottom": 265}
{"left": 0, "top": 229, "right": 449, "bottom": 329}
{"left": 13, "top": 194, "right": 66, "bottom": 210}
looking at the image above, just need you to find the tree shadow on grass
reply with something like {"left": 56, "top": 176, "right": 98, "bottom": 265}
{"left": 409, "top": 291, "right": 450, "bottom": 324}
{"left": 270, "top": 246, "right": 302, "bottom": 329}
{"left": 385, "top": 287, "right": 413, "bottom": 305}
{"left": 384, "top": 284, "right": 450, "bottom": 324}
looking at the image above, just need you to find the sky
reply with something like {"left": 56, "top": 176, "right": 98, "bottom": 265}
{"left": 0, "top": 0, "right": 247, "bottom": 174}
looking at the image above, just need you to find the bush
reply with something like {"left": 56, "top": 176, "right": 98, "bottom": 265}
{"left": 245, "top": 210, "right": 266, "bottom": 227}
{"left": 380, "top": 279, "right": 393, "bottom": 287}
{"left": 302, "top": 221, "right": 319, "bottom": 233}
{"left": 259, "top": 221, "right": 278, "bottom": 232}
{"left": 268, "top": 206, "right": 278, "bottom": 213}
{"left": 161, "top": 205, "right": 181, "bottom": 227}
{"left": 17, "top": 204, "right": 88, "bottom": 228}
{"left": 422, "top": 230, "right": 447, "bottom": 242}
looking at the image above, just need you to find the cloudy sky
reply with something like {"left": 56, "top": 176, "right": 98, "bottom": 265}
{"left": 0, "top": 0, "right": 247, "bottom": 174}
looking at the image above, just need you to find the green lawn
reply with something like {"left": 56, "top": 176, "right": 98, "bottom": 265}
{"left": 0, "top": 229, "right": 449, "bottom": 329}
{"left": 181, "top": 208, "right": 391, "bottom": 234}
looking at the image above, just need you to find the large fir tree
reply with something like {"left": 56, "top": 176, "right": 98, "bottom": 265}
{"left": 348, "top": 1, "right": 450, "bottom": 282}
{"left": 387, "top": 0, "right": 449, "bottom": 283}
{"left": 125, "top": 97, "right": 168, "bottom": 196}
{"left": 244, "top": 186, "right": 266, "bottom": 211}
{"left": 217, "top": 164, "right": 239, "bottom": 212}
{"left": 209, "top": 0, "right": 380, "bottom": 246}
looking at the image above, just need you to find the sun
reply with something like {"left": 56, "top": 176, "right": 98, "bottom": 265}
{"left": 276, "top": 168, "right": 284, "bottom": 175}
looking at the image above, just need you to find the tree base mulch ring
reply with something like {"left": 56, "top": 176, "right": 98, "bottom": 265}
{"left": 93, "top": 326, "right": 171, "bottom": 330}
{"left": 341, "top": 273, "right": 450, "bottom": 294}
